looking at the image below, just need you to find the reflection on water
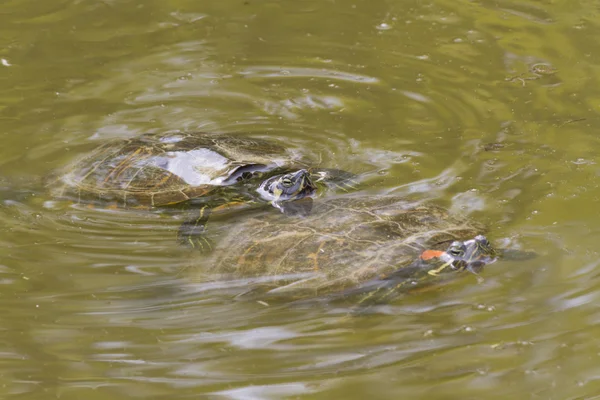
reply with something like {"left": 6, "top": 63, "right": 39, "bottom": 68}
{"left": 2, "top": 0, "right": 600, "bottom": 398}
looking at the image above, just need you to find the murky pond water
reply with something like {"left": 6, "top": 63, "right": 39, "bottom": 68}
{"left": 2, "top": 0, "right": 600, "bottom": 398}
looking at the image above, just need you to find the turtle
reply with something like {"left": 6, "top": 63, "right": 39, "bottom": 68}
{"left": 48, "top": 132, "right": 358, "bottom": 247}
{"left": 187, "top": 194, "right": 530, "bottom": 303}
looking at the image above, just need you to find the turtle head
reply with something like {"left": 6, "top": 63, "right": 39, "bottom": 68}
{"left": 444, "top": 235, "right": 498, "bottom": 272}
{"left": 259, "top": 169, "right": 316, "bottom": 203}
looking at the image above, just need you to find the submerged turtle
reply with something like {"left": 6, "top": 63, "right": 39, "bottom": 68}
{"left": 188, "top": 194, "right": 522, "bottom": 303}
{"left": 49, "top": 132, "right": 357, "bottom": 246}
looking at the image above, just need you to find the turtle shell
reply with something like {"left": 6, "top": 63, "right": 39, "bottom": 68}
{"left": 191, "top": 194, "right": 486, "bottom": 299}
{"left": 51, "top": 133, "right": 303, "bottom": 207}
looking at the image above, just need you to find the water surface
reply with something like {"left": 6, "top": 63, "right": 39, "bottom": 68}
{"left": 2, "top": 0, "right": 600, "bottom": 398}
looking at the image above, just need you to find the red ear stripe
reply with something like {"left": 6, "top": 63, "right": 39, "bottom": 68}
{"left": 420, "top": 250, "right": 446, "bottom": 261}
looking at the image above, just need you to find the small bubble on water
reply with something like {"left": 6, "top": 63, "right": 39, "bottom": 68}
{"left": 453, "top": 38, "right": 463, "bottom": 43}
{"left": 43, "top": 201, "right": 59, "bottom": 209}
{"left": 572, "top": 157, "right": 595, "bottom": 165}
{"left": 376, "top": 23, "right": 392, "bottom": 30}
{"left": 1, "top": 59, "right": 11, "bottom": 66}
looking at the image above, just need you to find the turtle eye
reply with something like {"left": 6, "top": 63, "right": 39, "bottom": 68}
{"left": 281, "top": 178, "right": 293, "bottom": 187}
{"left": 447, "top": 241, "right": 466, "bottom": 257}
{"left": 449, "top": 248, "right": 463, "bottom": 256}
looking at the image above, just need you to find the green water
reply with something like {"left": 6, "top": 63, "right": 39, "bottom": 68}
{"left": 2, "top": 0, "right": 600, "bottom": 398}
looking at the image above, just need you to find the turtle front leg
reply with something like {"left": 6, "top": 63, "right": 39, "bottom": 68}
{"left": 177, "top": 205, "right": 214, "bottom": 253}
